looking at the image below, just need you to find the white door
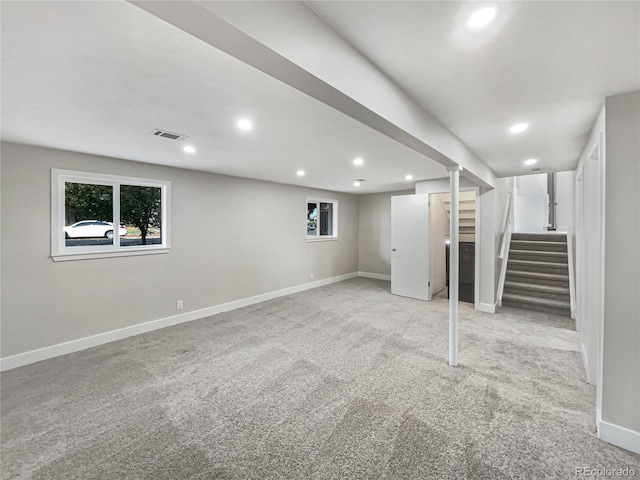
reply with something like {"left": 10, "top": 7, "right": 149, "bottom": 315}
{"left": 391, "top": 194, "right": 430, "bottom": 301}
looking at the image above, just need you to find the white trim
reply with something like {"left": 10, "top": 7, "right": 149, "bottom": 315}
{"left": 448, "top": 166, "right": 460, "bottom": 367}
{"left": 472, "top": 186, "right": 480, "bottom": 311}
{"left": 477, "top": 302, "right": 496, "bottom": 314}
{"left": 496, "top": 230, "right": 512, "bottom": 307}
{"left": 52, "top": 168, "right": 169, "bottom": 187}
{"left": 52, "top": 248, "right": 171, "bottom": 262}
{"left": 305, "top": 196, "right": 338, "bottom": 240}
{"left": 497, "top": 177, "right": 515, "bottom": 307}
{"left": 597, "top": 419, "right": 640, "bottom": 454}
{"left": 51, "top": 169, "right": 171, "bottom": 260}
{"left": 596, "top": 130, "right": 606, "bottom": 438}
{"left": 566, "top": 227, "right": 576, "bottom": 319}
{"left": 0, "top": 272, "right": 358, "bottom": 372}
{"left": 575, "top": 164, "right": 584, "bottom": 333}
{"left": 358, "top": 271, "right": 391, "bottom": 281}
{"left": 305, "top": 237, "right": 338, "bottom": 243}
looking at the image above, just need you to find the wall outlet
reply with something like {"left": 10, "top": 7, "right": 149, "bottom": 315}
{"left": 310, "top": 272, "right": 314, "bottom": 280}
{"left": 176, "top": 300, "right": 184, "bottom": 311}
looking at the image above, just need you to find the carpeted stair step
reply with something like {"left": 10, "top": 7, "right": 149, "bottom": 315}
{"left": 502, "top": 293, "right": 571, "bottom": 317}
{"left": 504, "top": 281, "right": 570, "bottom": 301}
{"left": 509, "top": 249, "right": 568, "bottom": 264}
{"left": 505, "top": 270, "right": 569, "bottom": 288}
{"left": 503, "top": 233, "right": 572, "bottom": 317}
{"left": 507, "top": 259, "right": 569, "bottom": 275}
{"left": 510, "top": 240, "right": 567, "bottom": 253}
{"left": 511, "top": 233, "right": 567, "bottom": 243}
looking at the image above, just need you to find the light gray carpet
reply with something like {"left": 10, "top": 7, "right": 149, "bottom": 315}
{"left": 2, "top": 278, "right": 638, "bottom": 479}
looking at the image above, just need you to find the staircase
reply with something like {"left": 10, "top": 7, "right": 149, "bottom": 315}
{"left": 440, "top": 191, "right": 476, "bottom": 242}
{"left": 502, "top": 233, "right": 571, "bottom": 317}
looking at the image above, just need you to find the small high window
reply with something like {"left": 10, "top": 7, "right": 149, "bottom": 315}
{"left": 52, "top": 169, "right": 170, "bottom": 261}
{"left": 306, "top": 198, "right": 338, "bottom": 241}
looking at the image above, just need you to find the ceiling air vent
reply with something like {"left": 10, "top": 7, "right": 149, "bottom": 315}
{"left": 149, "top": 129, "right": 189, "bottom": 141}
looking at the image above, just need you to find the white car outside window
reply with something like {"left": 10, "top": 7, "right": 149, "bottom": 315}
{"left": 64, "top": 221, "right": 127, "bottom": 239}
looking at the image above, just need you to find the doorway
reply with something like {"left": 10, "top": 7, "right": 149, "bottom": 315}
{"left": 429, "top": 190, "right": 477, "bottom": 304}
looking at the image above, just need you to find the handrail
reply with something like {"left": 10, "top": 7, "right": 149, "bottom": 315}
{"left": 566, "top": 227, "right": 577, "bottom": 319}
{"left": 498, "top": 177, "right": 515, "bottom": 259}
{"left": 498, "top": 196, "right": 512, "bottom": 260}
{"left": 497, "top": 178, "right": 515, "bottom": 306}
{"left": 496, "top": 230, "right": 512, "bottom": 307}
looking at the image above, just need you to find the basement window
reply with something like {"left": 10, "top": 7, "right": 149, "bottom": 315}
{"left": 306, "top": 197, "right": 338, "bottom": 241}
{"left": 51, "top": 169, "right": 171, "bottom": 261}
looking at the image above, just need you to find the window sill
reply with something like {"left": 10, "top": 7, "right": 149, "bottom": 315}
{"left": 51, "top": 247, "right": 170, "bottom": 262}
{"left": 306, "top": 236, "right": 338, "bottom": 243}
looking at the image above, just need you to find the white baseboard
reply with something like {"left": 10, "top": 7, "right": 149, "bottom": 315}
{"left": 358, "top": 271, "right": 391, "bottom": 281}
{"left": 477, "top": 302, "right": 497, "bottom": 314}
{"left": 0, "top": 272, "right": 359, "bottom": 372}
{"left": 598, "top": 419, "right": 640, "bottom": 454}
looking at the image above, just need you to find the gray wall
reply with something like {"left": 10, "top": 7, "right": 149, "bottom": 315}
{"left": 1, "top": 142, "right": 359, "bottom": 357}
{"left": 357, "top": 190, "right": 412, "bottom": 275}
{"left": 601, "top": 91, "right": 640, "bottom": 433}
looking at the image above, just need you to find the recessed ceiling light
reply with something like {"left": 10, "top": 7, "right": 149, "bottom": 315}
{"left": 405, "top": 174, "right": 414, "bottom": 181}
{"left": 467, "top": 6, "right": 497, "bottom": 29}
{"left": 183, "top": 145, "right": 196, "bottom": 154}
{"left": 237, "top": 119, "right": 253, "bottom": 131}
{"left": 296, "top": 170, "right": 305, "bottom": 176}
{"left": 524, "top": 158, "right": 538, "bottom": 166}
{"left": 509, "top": 123, "right": 529, "bottom": 134}
{"left": 353, "top": 181, "right": 361, "bottom": 187}
{"left": 353, "top": 157, "right": 364, "bottom": 166}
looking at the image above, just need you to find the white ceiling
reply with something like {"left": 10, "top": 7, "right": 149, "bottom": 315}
{"left": 2, "top": 1, "right": 638, "bottom": 191}
{"left": 307, "top": 1, "right": 640, "bottom": 177}
{"left": 0, "top": 1, "right": 446, "bottom": 194}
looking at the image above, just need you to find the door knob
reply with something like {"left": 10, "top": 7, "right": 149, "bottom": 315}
{"left": 392, "top": 248, "right": 397, "bottom": 251}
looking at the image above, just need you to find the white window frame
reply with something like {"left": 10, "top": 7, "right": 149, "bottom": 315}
{"left": 51, "top": 169, "right": 171, "bottom": 261}
{"left": 306, "top": 197, "right": 338, "bottom": 242}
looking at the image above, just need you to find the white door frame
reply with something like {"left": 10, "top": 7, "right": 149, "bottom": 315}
{"left": 575, "top": 165, "right": 583, "bottom": 334}
{"left": 578, "top": 136, "right": 604, "bottom": 399}
{"left": 427, "top": 186, "right": 480, "bottom": 311}
{"left": 594, "top": 134, "right": 606, "bottom": 424}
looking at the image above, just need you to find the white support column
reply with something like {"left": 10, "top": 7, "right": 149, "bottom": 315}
{"left": 448, "top": 165, "right": 462, "bottom": 367}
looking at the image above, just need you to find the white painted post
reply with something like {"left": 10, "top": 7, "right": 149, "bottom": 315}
{"left": 448, "top": 165, "right": 461, "bottom": 367}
